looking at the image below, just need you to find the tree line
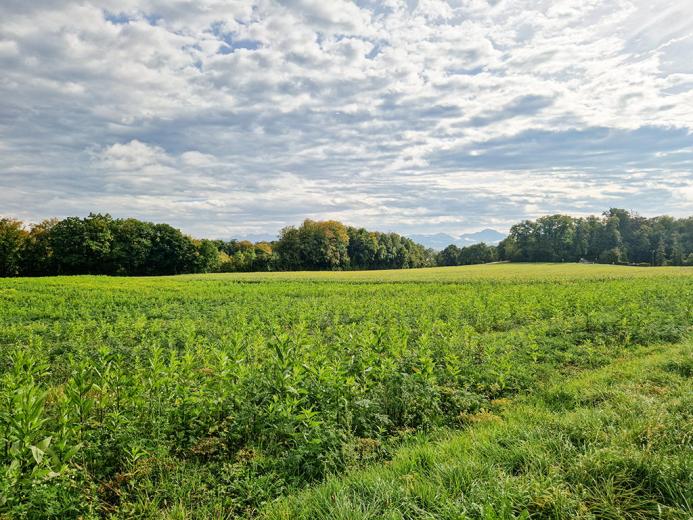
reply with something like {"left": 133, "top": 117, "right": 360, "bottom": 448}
{"left": 0, "top": 215, "right": 436, "bottom": 277}
{"left": 207, "top": 220, "right": 437, "bottom": 272}
{"left": 0, "top": 215, "right": 222, "bottom": 277}
{"left": 496, "top": 209, "right": 693, "bottom": 266}
{"left": 1, "top": 209, "right": 691, "bottom": 277}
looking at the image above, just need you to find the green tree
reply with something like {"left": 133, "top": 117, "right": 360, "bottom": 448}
{"left": 458, "top": 243, "right": 496, "bottom": 265}
{"left": 655, "top": 238, "right": 666, "bottom": 266}
{"left": 507, "top": 221, "right": 538, "bottom": 261}
{"left": 193, "top": 239, "right": 221, "bottom": 273}
{"left": 535, "top": 215, "right": 575, "bottom": 261}
{"left": 50, "top": 214, "right": 114, "bottom": 274}
{"left": 146, "top": 223, "right": 196, "bottom": 275}
{"left": 108, "top": 218, "right": 155, "bottom": 275}
{"left": 629, "top": 225, "right": 653, "bottom": 264}
{"left": 496, "top": 236, "right": 517, "bottom": 261}
{"left": 293, "top": 220, "right": 350, "bottom": 270}
{"left": 347, "top": 227, "right": 378, "bottom": 269}
{"left": 22, "top": 219, "right": 58, "bottom": 276}
{"left": 670, "top": 234, "right": 683, "bottom": 266}
{"left": 598, "top": 216, "right": 624, "bottom": 263}
{"left": 0, "top": 218, "right": 27, "bottom": 277}
{"left": 274, "top": 227, "right": 302, "bottom": 270}
{"left": 252, "top": 242, "right": 274, "bottom": 271}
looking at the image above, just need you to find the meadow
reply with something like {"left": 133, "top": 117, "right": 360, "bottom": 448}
{"left": 0, "top": 264, "right": 691, "bottom": 518}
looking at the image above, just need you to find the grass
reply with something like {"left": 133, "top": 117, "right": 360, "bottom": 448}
{"left": 0, "top": 263, "right": 691, "bottom": 518}
{"left": 264, "top": 340, "right": 693, "bottom": 519}
{"left": 185, "top": 263, "right": 693, "bottom": 282}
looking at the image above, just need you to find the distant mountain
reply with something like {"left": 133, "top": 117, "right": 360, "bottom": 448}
{"left": 229, "top": 233, "right": 276, "bottom": 243}
{"left": 408, "top": 233, "right": 459, "bottom": 250}
{"left": 458, "top": 229, "right": 506, "bottom": 245}
{"left": 409, "top": 229, "right": 506, "bottom": 250}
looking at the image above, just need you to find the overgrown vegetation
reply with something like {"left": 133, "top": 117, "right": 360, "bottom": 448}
{"left": 266, "top": 340, "right": 693, "bottom": 519}
{"left": 0, "top": 264, "right": 691, "bottom": 518}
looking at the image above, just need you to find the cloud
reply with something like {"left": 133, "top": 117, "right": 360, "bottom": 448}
{"left": 0, "top": 0, "right": 691, "bottom": 238}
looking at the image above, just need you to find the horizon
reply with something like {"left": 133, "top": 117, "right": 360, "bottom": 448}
{"left": 4, "top": 209, "right": 685, "bottom": 245}
{"left": 2, "top": 1, "right": 692, "bottom": 238}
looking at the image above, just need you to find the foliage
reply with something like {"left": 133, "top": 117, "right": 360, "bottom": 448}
{"left": 497, "top": 208, "right": 693, "bottom": 265}
{"left": 2, "top": 208, "right": 692, "bottom": 277}
{"left": 0, "top": 264, "right": 691, "bottom": 517}
{"left": 0, "top": 218, "right": 26, "bottom": 277}
{"left": 275, "top": 220, "right": 434, "bottom": 271}
{"left": 437, "top": 242, "right": 497, "bottom": 266}
{"left": 265, "top": 341, "right": 693, "bottom": 519}
{"left": 0, "top": 215, "right": 215, "bottom": 277}
{"left": 0, "top": 216, "right": 436, "bottom": 277}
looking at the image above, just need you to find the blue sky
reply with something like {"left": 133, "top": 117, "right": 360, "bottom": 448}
{"left": 1, "top": 0, "right": 692, "bottom": 239}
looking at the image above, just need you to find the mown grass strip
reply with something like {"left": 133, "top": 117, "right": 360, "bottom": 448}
{"left": 263, "top": 341, "right": 693, "bottom": 520}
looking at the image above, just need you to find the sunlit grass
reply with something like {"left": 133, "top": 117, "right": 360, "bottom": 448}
{"left": 184, "top": 262, "right": 693, "bottom": 282}
{"left": 264, "top": 340, "right": 693, "bottom": 519}
{"left": 1, "top": 263, "right": 691, "bottom": 517}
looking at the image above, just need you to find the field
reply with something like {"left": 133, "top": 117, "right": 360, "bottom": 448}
{"left": 1, "top": 264, "right": 692, "bottom": 518}
{"left": 188, "top": 262, "right": 693, "bottom": 282}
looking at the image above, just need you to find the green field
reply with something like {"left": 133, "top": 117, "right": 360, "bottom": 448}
{"left": 266, "top": 341, "right": 693, "bottom": 520}
{"left": 188, "top": 262, "right": 693, "bottom": 282}
{"left": 1, "top": 264, "right": 692, "bottom": 518}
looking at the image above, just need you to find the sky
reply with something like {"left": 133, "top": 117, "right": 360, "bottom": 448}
{"left": 1, "top": 0, "right": 692, "bottom": 239}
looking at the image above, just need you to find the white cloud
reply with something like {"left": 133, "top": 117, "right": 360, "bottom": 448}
{"left": 0, "top": 0, "right": 691, "bottom": 238}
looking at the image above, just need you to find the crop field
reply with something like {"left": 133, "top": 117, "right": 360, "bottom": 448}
{"left": 1, "top": 264, "right": 692, "bottom": 519}
{"left": 188, "top": 262, "right": 693, "bottom": 282}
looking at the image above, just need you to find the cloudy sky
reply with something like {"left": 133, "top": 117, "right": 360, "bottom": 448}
{"left": 2, "top": 0, "right": 692, "bottom": 239}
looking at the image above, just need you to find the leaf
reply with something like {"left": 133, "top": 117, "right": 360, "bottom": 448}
{"left": 64, "top": 443, "right": 83, "bottom": 460}
{"left": 9, "top": 441, "right": 21, "bottom": 457}
{"left": 30, "top": 445, "right": 44, "bottom": 464}
{"left": 37, "top": 436, "right": 52, "bottom": 451}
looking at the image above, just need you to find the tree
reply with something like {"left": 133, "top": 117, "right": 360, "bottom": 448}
{"left": 2, "top": 210, "right": 691, "bottom": 277}
{"left": 604, "top": 208, "right": 644, "bottom": 261}
{"left": 374, "top": 232, "right": 394, "bottom": 268}
{"left": 347, "top": 227, "right": 378, "bottom": 269}
{"left": 403, "top": 239, "right": 435, "bottom": 268}
{"left": 598, "top": 247, "right": 623, "bottom": 264}
{"left": 670, "top": 234, "right": 684, "bottom": 266}
{"left": 274, "top": 227, "right": 302, "bottom": 270}
{"left": 193, "top": 239, "right": 221, "bottom": 273}
{"left": 108, "top": 218, "right": 155, "bottom": 275}
{"left": 146, "top": 223, "right": 196, "bottom": 275}
{"left": 459, "top": 243, "right": 496, "bottom": 265}
{"left": 535, "top": 215, "right": 575, "bottom": 261}
{"left": 22, "top": 219, "right": 58, "bottom": 276}
{"left": 50, "top": 214, "right": 114, "bottom": 274}
{"left": 629, "top": 225, "right": 653, "bottom": 264}
{"left": 0, "top": 218, "right": 27, "bottom": 277}
{"left": 298, "top": 220, "right": 350, "bottom": 270}
{"left": 252, "top": 241, "right": 274, "bottom": 271}
{"left": 655, "top": 238, "right": 666, "bottom": 266}
{"left": 506, "top": 221, "right": 538, "bottom": 261}
{"left": 496, "top": 236, "right": 517, "bottom": 261}
{"left": 598, "top": 216, "right": 624, "bottom": 263}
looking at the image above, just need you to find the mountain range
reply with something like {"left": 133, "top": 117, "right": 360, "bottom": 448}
{"left": 408, "top": 229, "right": 506, "bottom": 250}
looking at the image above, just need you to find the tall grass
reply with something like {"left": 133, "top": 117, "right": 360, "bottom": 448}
{"left": 265, "top": 341, "right": 693, "bottom": 519}
{"left": 0, "top": 264, "right": 691, "bottom": 517}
